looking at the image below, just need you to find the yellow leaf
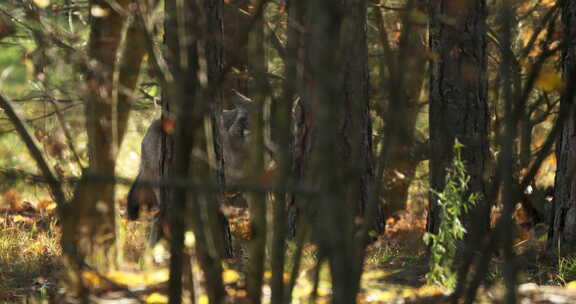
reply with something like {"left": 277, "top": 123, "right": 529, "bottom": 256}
{"left": 379, "top": 291, "right": 396, "bottom": 301}
{"left": 198, "top": 295, "right": 209, "bottom": 304}
{"left": 361, "top": 270, "right": 387, "bottom": 280}
{"left": 566, "top": 281, "right": 576, "bottom": 289}
{"left": 417, "top": 285, "right": 445, "bottom": 296}
{"left": 317, "top": 281, "right": 332, "bottom": 297}
{"left": 317, "top": 287, "right": 330, "bottom": 297}
{"left": 146, "top": 293, "right": 168, "bottom": 304}
{"left": 535, "top": 69, "right": 564, "bottom": 93}
{"left": 401, "top": 288, "right": 415, "bottom": 298}
{"left": 33, "top": 0, "right": 50, "bottom": 8}
{"left": 107, "top": 271, "right": 145, "bottom": 286}
{"left": 144, "top": 269, "right": 169, "bottom": 285}
{"left": 82, "top": 271, "right": 103, "bottom": 288}
{"left": 542, "top": 0, "right": 555, "bottom": 7}
{"left": 292, "top": 283, "right": 312, "bottom": 298}
{"left": 222, "top": 269, "right": 240, "bottom": 284}
{"left": 106, "top": 269, "right": 168, "bottom": 287}
{"left": 12, "top": 215, "right": 32, "bottom": 223}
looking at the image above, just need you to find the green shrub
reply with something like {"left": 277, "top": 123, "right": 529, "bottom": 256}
{"left": 424, "top": 140, "right": 479, "bottom": 290}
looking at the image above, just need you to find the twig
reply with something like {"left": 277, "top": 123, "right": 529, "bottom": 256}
{"left": 0, "top": 93, "right": 68, "bottom": 209}
{"left": 0, "top": 168, "right": 319, "bottom": 196}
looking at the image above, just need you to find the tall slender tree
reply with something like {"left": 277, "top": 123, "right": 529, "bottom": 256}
{"left": 162, "top": 0, "right": 227, "bottom": 302}
{"left": 549, "top": 0, "right": 576, "bottom": 254}
{"left": 60, "top": 0, "right": 149, "bottom": 270}
{"left": 428, "top": 0, "right": 490, "bottom": 239}
{"left": 377, "top": 0, "right": 428, "bottom": 222}
{"left": 301, "top": 0, "right": 376, "bottom": 302}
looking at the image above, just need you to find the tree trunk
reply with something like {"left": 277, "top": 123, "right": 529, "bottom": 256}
{"left": 162, "top": 1, "right": 227, "bottom": 303}
{"left": 163, "top": 1, "right": 198, "bottom": 302}
{"left": 549, "top": 0, "right": 576, "bottom": 254}
{"left": 375, "top": 0, "right": 427, "bottom": 222}
{"left": 289, "top": 0, "right": 383, "bottom": 240}
{"left": 203, "top": 0, "right": 233, "bottom": 260}
{"left": 304, "top": 0, "right": 373, "bottom": 302}
{"left": 340, "top": 0, "right": 382, "bottom": 235}
{"left": 428, "top": 0, "right": 489, "bottom": 237}
{"left": 270, "top": 0, "right": 302, "bottom": 300}
{"left": 61, "top": 0, "right": 140, "bottom": 271}
{"left": 245, "top": 1, "right": 267, "bottom": 303}
{"left": 286, "top": 0, "right": 310, "bottom": 238}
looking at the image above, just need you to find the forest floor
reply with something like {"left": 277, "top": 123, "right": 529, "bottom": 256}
{"left": 2, "top": 193, "right": 576, "bottom": 304}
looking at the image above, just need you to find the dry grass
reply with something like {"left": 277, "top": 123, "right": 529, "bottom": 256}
{"left": 0, "top": 211, "right": 62, "bottom": 301}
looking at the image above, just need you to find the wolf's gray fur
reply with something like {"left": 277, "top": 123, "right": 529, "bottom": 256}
{"left": 126, "top": 90, "right": 253, "bottom": 221}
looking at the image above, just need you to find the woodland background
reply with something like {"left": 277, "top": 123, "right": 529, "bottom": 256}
{"left": 0, "top": 0, "right": 575, "bottom": 303}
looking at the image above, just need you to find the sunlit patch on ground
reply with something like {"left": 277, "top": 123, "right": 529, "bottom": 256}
{"left": 2, "top": 182, "right": 576, "bottom": 304}
{"left": 0, "top": 194, "right": 62, "bottom": 302}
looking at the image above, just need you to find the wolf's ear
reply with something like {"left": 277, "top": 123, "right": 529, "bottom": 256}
{"left": 230, "top": 89, "right": 253, "bottom": 111}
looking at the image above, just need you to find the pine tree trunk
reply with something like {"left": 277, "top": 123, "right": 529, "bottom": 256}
{"left": 428, "top": 0, "right": 489, "bottom": 237}
{"left": 548, "top": 0, "right": 576, "bottom": 254}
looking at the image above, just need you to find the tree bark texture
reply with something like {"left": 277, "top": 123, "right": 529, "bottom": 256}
{"left": 304, "top": 0, "right": 372, "bottom": 302}
{"left": 163, "top": 1, "right": 198, "bottom": 302}
{"left": 162, "top": 0, "right": 227, "bottom": 303}
{"left": 286, "top": 0, "right": 310, "bottom": 238}
{"left": 245, "top": 2, "right": 267, "bottom": 302}
{"left": 289, "top": 0, "right": 383, "bottom": 239}
{"left": 549, "top": 0, "right": 576, "bottom": 254}
{"left": 374, "top": 1, "right": 427, "bottom": 221}
{"left": 62, "top": 0, "right": 145, "bottom": 268}
{"left": 428, "top": 0, "right": 490, "bottom": 236}
{"left": 203, "top": 0, "right": 233, "bottom": 260}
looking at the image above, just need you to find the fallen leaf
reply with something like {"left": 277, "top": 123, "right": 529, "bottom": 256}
{"left": 223, "top": 269, "right": 240, "bottom": 284}
{"left": 12, "top": 215, "right": 33, "bottom": 224}
{"left": 146, "top": 293, "right": 168, "bottom": 304}
{"left": 566, "top": 281, "right": 576, "bottom": 289}
{"left": 198, "top": 295, "right": 209, "bottom": 304}
{"left": 33, "top": 0, "right": 50, "bottom": 8}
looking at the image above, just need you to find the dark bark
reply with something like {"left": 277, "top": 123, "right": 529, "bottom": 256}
{"left": 289, "top": 0, "right": 383, "bottom": 239}
{"left": 549, "top": 0, "right": 576, "bottom": 254}
{"left": 246, "top": 2, "right": 267, "bottom": 302}
{"left": 269, "top": 1, "right": 299, "bottom": 300}
{"left": 204, "top": 0, "right": 233, "bottom": 260}
{"left": 304, "top": 0, "right": 370, "bottom": 302}
{"left": 163, "top": 0, "right": 227, "bottom": 303}
{"left": 498, "top": 5, "right": 519, "bottom": 303}
{"left": 340, "top": 0, "right": 378, "bottom": 233}
{"left": 375, "top": 0, "right": 427, "bottom": 222}
{"left": 428, "top": 0, "right": 490, "bottom": 237}
{"left": 285, "top": 0, "right": 307, "bottom": 238}
{"left": 163, "top": 1, "right": 196, "bottom": 302}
